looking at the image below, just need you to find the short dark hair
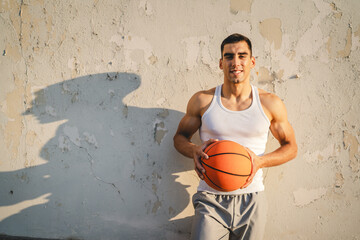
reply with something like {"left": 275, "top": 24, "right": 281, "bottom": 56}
{"left": 221, "top": 33, "right": 252, "bottom": 57}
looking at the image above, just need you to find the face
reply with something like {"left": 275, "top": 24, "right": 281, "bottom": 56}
{"left": 219, "top": 41, "right": 255, "bottom": 84}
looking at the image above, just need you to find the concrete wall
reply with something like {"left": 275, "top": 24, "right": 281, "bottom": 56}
{"left": 0, "top": 0, "right": 359, "bottom": 239}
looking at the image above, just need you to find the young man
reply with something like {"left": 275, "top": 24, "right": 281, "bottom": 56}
{"left": 173, "top": 34, "right": 297, "bottom": 239}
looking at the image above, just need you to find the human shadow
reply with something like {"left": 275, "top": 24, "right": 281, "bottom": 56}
{"left": 0, "top": 72, "right": 195, "bottom": 239}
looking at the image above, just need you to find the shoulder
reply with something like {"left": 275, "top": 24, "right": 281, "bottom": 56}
{"left": 187, "top": 87, "right": 216, "bottom": 117}
{"left": 257, "top": 88, "right": 287, "bottom": 122}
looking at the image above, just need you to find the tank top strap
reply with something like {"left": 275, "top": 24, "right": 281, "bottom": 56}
{"left": 251, "top": 85, "right": 271, "bottom": 125}
{"left": 215, "top": 85, "right": 221, "bottom": 97}
{"left": 252, "top": 85, "right": 260, "bottom": 107}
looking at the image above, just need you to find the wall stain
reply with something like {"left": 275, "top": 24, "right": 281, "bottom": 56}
{"left": 330, "top": 2, "right": 342, "bottom": 19}
{"left": 259, "top": 18, "right": 282, "bottom": 50}
{"left": 154, "top": 121, "right": 168, "bottom": 145}
{"left": 337, "top": 25, "right": 352, "bottom": 58}
{"left": 335, "top": 172, "right": 344, "bottom": 188}
{"left": 343, "top": 130, "right": 360, "bottom": 172}
{"left": 230, "top": 0, "right": 252, "bottom": 14}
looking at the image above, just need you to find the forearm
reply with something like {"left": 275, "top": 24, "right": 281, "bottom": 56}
{"left": 257, "top": 141, "right": 297, "bottom": 169}
{"left": 173, "top": 134, "right": 197, "bottom": 159}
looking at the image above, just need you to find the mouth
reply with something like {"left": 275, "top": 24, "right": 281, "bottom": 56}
{"left": 230, "top": 69, "right": 243, "bottom": 75}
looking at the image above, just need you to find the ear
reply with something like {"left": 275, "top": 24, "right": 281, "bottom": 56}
{"left": 250, "top": 56, "right": 255, "bottom": 68}
{"left": 219, "top": 58, "right": 223, "bottom": 70}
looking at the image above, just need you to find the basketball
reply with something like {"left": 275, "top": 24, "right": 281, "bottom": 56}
{"left": 200, "top": 140, "right": 252, "bottom": 191}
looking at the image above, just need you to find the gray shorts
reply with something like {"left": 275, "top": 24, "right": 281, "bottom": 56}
{"left": 191, "top": 191, "right": 267, "bottom": 240}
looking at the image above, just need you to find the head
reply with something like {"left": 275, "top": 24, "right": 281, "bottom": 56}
{"left": 221, "top": 33, "right": 252, "bottom": 58}
{"left": 219, "top": 34, "right": 255, "bottom": 84}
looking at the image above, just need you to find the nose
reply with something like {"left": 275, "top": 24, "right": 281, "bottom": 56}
{"left": 232, "top": 57, "right": 240, "bottom": 67}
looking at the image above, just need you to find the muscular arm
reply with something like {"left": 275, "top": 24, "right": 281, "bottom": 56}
{"left": 243, "top": 93, "right": 297, "bottom": 187}
{"left": 259, "top": 95, "right": 297, "bottom": 167}
{"left": 173, "top": 106, "right": 201, "bottom": 158}
{"left": 173, "top": 90, "right": 217, "bottom": 179}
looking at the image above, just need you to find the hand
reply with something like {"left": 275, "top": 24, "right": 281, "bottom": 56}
{"left": 241, "top": 148, "right": 260, "bottom": 189}
{"left": 193, "top": 138, "right": 218, "bottom": 179}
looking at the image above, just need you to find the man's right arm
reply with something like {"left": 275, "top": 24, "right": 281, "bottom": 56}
{"left": 173, "top": 91, "right": 217, "bottom": 179}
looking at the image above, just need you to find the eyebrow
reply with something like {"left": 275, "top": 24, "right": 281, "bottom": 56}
{"left": 223, "top": 52, "right": 249, "bottom": 57}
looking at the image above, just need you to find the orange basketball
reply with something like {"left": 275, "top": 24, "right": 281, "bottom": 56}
{"left": 200, "top": 140, "right": 252, "bottom": 192}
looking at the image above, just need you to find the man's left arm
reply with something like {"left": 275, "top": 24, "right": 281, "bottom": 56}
{"left": 242, "top": 94, "right": 297, "bottom": 188}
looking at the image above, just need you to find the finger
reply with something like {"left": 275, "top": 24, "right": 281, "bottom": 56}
{"left": 200, "top": 151, "right": 209, "bottom": 160}
{"left": 245, "top": 147, "right": 253, "bottom": 161}
{"left": 195, "top": 165, "right": 204, "bottom": 179}
{"left": 195, "top": 157, "right": 206, "bottom": 173}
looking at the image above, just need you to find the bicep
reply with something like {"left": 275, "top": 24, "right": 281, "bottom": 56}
{"left": 175, "top": 94, "right": 203, "bottom": 140}
{"left": 270, "top": 119, "right": 295, "bottom": 146}
{"left": 269, "top": 99, "right": 296, "bottom": 146}
{"left": 175, "top": 113, "right": 201, "bottom": 140}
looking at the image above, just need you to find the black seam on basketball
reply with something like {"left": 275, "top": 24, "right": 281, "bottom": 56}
{"left": 200, "top": 159, "right": 250, "bottom": 177}
{"left": 205, "top": 140, "right": 235, "bottom": 154}
{"left": 203, "top": 172, "right": 226, "bottom": 191}
{"left": 208, "top": 152, "right": 250, "bottom": 160}
{"left": 204, "top": 140, "right": 223, "bottom": 154}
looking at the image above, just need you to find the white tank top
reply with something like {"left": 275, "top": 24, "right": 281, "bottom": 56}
{"left": 198, "top": 84, "right": 270, "bottom": 194}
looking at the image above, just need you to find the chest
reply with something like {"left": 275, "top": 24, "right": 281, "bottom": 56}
{"left": 220, "top": 97, "right": 252, "bottom": 111}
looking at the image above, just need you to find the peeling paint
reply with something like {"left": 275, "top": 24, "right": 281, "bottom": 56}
{"left": 182, "top": 36, "right": 216, "bottom": 71}
{"left": 259, "top": 18, "right": 282, "bottom": 50}
{"left": 337, "top": 25, "right": 352, "bottom": 58}
{"left": 335, "top": 172, "right": 344, "bottom": 188}
{"left": 45, "top": 105, "right": 56, "bottom": 117}
{"left": 330, "top": 2, "right": 342, "bottom": 19}
{"left": 152, "top": 200, "right": 161, "bottom": 214}
{"left": 157, "top": 109, "right": 169, "bottom": 118}
{"left": 343, "top": 131, "right": 360, "bottom": 172}
{"left": 17, "top": 172, "right": 29, "bottom": 183}
{"left": 63, "top": 125, "right": 81, "bottom": 147}
{"left": 110, "top": 34, "right": 155, "bottom": 71}
{"left": 58, "top": 135, "right": 71, "bottom": 152}
{"left": 83, "top": 132, "right": 98, "bottom": 148}
{"left": 303, "top": 144, "right": 338, "bottom": 164}
{"left": 293, "top": 187, "right": 327, "bottom": 207}
{"left": 257, "top": 67, "right": 274, "bottom": 84}
{"left": 154, "top": 121, "right": 168, "bottom": 145}
{"left": 294, "top": 0, "right": 332, "bottom": 60}
{"left": 230, "top": 0, "right": 252, "bottom": 14}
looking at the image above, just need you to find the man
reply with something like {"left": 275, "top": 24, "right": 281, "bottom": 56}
{"left": 173, "top": 33, "right": 297, "bottom": 240}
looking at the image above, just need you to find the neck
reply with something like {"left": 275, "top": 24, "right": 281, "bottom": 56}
{"left": 222, "top": 80, "right": 252, "bottom": 100}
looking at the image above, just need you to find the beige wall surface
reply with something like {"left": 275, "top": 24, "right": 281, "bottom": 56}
{"left": 0, "top": 0, "right": 359, "bottom": 239}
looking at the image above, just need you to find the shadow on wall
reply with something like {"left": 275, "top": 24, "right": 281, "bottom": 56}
{"left": 0, "top": 72, "right": 195, "bottom": 239}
